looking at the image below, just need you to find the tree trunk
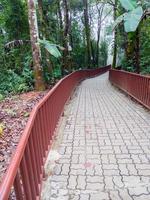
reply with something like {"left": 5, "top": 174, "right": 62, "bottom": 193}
{"left": 27, "top": 0, "right": 45, "bottom": 90}
{"left": 95, "top": 3, "right": 104, "bottom": 67}
{"left": 134, "top": 28, "right": 140, "bottom": 73}
{"left": 125, "top": 30, "right": 140, "bottom": 73}
{"left": 57, "top": 0, "right": 63, "bottom": 45}
{"left": 62, "top": 0, "right": 71, "bottom": 75}
{"left": 91, "top": 41, "right": 96, "bottom": 67}
{"left": 112, "top": 0, "right": 117, "bottom": 69}
{"left": 83, "top": 0, "right": 92, "bottom": 68}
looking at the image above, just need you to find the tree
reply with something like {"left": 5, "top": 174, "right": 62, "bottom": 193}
{"left": 37, "top": 0, "right": 54, "bottom": 78}
{"left": 83, "top": 0, "right": 92, "bottom": 68}
{"left": 112, "top": 0, "right": 117, "bottom": 68}
{"left": 99, "top": 40, "right": 108, "bottom": 66}
{"left": 61, "top": 0, "right": 72, "bottom": 75}
{"left": 57, "top": 0, "right": 63, "bottom": 45}
{"left": 113, "top": 0, "right": 150, "bottom": 73}
{"left": 95, "top": 2, "right": 105, "bottom": 66}
{"left": 27, "top": 0, "right": 45, "bottom": 90}
{"left": 4, "top": 0, "right": 29, "bottom": 40}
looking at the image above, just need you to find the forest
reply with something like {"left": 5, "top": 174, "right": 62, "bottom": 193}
{"left": 0, "top": 0, "right": 150, "bottom": 196}
{"left": 0, "top": 0, "right": 150, "bottom": 95}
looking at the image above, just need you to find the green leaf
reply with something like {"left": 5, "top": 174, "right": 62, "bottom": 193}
{"left": 0, "top": 94, "right": 4, "bottom": 101}
{"left": 45, "top": 43, "right": 61, "bottom": 58}
{"left": 38, "top": 39, "right": 61, "bottom": 58}
{"left": 112, "top": 14, "right": 125, "bottom": 30}
{"left": 124, "top": 6, "right": 143, "bottom": 32}
{"left": 119, "top": 0, "right": 137, "bottom": 11}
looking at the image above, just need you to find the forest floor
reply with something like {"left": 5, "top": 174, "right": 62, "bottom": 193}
{"left": 0, "top": 90, "right": 50, "bottom": 183}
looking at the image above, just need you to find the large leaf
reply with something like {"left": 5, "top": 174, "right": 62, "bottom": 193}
{"left": 119, "top": 0, "right": 137, "bottom": 11}
{"left": 112, "top": 14, "right": 125, "bottom": 30}
{"left": 124, "top": 6, "right": 143, "bottom": 32}
{"left": 45, "top": 44, "right": 61, "bottom": 58}
{"left": 38, "top": 39, "right": 61, "bottom": 58}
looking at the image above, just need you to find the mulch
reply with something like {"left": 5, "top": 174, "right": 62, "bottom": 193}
{"left": 0, "top": 90, "right": 48, "bottom": 183}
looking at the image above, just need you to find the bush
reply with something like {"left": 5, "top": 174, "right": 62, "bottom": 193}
{"left": 0, "top": 67, "right": 33, "bottom": 95}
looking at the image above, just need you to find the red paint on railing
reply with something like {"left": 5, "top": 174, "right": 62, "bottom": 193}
{"left": 109, "top": 69, "right": 150, "bottom": 110}
{"left": 0, "top": 66, "right": 110, "bottom": 200}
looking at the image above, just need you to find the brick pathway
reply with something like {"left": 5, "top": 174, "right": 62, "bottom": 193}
{"left": 42, "top": 72, "right": 150, "bottom": 200}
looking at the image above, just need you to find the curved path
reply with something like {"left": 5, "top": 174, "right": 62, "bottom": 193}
{"left": 42, "top": 72, "right": 150, "bottom": 200}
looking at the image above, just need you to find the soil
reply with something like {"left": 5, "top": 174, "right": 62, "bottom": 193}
{"left": 0, "top": 90, "right": 49, "bottom": 183}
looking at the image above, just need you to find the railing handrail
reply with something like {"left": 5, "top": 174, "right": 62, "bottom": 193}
{"left": 109, "top": 69, "right": 150, "bottom": 110}
{"left": 0, "top": 66, "right": 110, "bottom": 199}
{"left": 0, "top": 71, "right": 76, "bottom": 197}
{"left": 111, "top": 69, "right": 150, "bottom": 79}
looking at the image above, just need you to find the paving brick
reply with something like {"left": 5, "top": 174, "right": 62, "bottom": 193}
{"left": 118, "top": 189, "right": 133, "bottom": 200}
{"left": 94, "top": 164, "right": 103, "bottom": 176}
{"left": 127, "top": 164, "right": 138, "bottom": 175}
{"left": 103, "top": 164, "right": 118, "bottom": 170}
{"left": 109, "top": 190, "right": 121, "bottom": 200}
{"left": 118, "top": 164, "right": 129, "bottom": 176}
{"left": 53, "top": 164, "right": 62, "bottom": 175}
{"left": 113, "top": 176, "right": 124, "bottom": 188}
{"left": 70, "top": 169, "right": 86, "bottom": 176}
{"left": 87, "top": 176, "right": 103, "bottom": 183}
{"left": 61, "top": 164, "right": 70, "bottom": 175}
{"left": 41, "top": 73, "right": 150, "bottom": 199}
{"left": 86, "top": 182, "right": 104, "bottom": 190}
{"left": 51, "top": 175, "right": 68, "bottom": 182}
{"left": 128, "top": 186, "right": 149, "bottom": 196}
{"left": 104, "top": 176, "right": 114, "bottom": 189}
{"left": 71, "top": 164, "right": 85, "bottom": 170}
{"left": 90, "top": 192, "right": 109, "bottom": 200}
{"left": 68, "top": 175, "right": 77, "bottom": 189}
{"left": 77, "top": 175, "right": 86, "bottom": 190}
{"left": 101, "top": 155, "right": 109, "bottom": 164}
{"left": 104, "top": 169, "right": 120, "bottom": 176}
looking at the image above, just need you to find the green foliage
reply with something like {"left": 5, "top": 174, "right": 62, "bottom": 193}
{"left": 114, "top": 0, "right": 143, "bottom": 32}
{"left": 71, "top": 20, "right": 86, "bottom": 69}
{"left": 3, "top": 0, "right": 29, "bottom": 40}
{"left": 38, "top": 39, "right": 62, "bottom": 58}
{"left": 0, "top": 0, "right": 33, "bottom": 96}
{"left": 119, "top": 0, "right": 137, "bottom": 11}
{"left": 124, "top": 6, "right": 143, "bottom": 32}
{"left": 140, "top": 18, "right": 150, "bottom": 74}
{"left": 0, "top": 94, "right": 4, "bottom": 101}
{"left": 0, "top": 0, "right": 111, "bottom": 95}
{"left": 0, "top": 66, "right": 33, "bottom": 95}
{"left": 99, "top": 40, "right": 108, "bottom": 66}
{"left": 53, "top": 66, "right": 62, "bottom": 79}
{"left": 121, "top": 58, "right": 135, "bottom": 72}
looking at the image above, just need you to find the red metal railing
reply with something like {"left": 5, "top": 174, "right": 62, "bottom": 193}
{"left": 109, "top": 69, "right": 150, "bottom": 109}
{"left": 0, "top": 66, "right": 110, "bottom": 200}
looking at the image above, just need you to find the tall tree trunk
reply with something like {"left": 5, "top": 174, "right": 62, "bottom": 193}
{"left": 125, "top": 32, "right": 135, "bottom": 67}
{"left": 112, "top": 0, "right": 117, "bottom": 68}
{"left": 125, "top": 30, "right": 140, "bottom": 73}
{"left": 57, "top": 0, "right": 63, "bottom": 45}
{"left": 69, "top": 10, "right": 73, "bottom": 50}
{"left": 27, "top": 0, "right": 45, "bottom": 90}
{"left": 96, "top": 4, "right": 104, "bottom": 67}
{"left": 83, "top": 0, "right": 92, "bottom": 68}
{"left": 91, "top": 41, "right": 96, "bottom": 67}
{"left": 134, "top": 27, "right": 140, "bottom": 73}
{"left": 62, "top": 0, "right": 71, "bottom": 75}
